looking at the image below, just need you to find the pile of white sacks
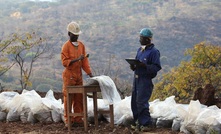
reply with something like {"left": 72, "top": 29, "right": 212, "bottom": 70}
{"left": 0, "top": 76, "right": 220, "bottom": 134}
{"left": 0, "top": 89, "right": 64, "bottom": 123}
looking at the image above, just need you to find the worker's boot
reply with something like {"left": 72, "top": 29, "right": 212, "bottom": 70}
{"left": 130, "top": 120, "right": 140, "bottom": 131}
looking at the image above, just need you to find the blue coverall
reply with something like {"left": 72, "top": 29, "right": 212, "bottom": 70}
{"left": 131, "top": 44, "right": 161, "bottom": 126}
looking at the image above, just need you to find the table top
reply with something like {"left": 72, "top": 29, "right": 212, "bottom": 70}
{"left": 67, "top": 85, "right": 101, "bottom": 93}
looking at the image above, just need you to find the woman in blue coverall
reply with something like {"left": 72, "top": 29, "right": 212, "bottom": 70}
{"left": 130, "top": 28, "right": 162, "bottom": 131}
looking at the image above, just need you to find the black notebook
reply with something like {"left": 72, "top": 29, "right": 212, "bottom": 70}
{"left": 125, "top": 59, "right": 140, "bottom": 65}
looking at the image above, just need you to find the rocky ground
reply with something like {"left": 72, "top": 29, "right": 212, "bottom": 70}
{"left": 0, "top": 121, "right": 184, "bottom": 134}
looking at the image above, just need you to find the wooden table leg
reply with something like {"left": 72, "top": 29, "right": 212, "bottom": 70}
{"left": 67, "top": 91, "right": 71, "bottom": 132}
{"left": 109, "top": 104, "right": 114, "bottom": 128}
{"left": 83, "top": 91, "right": 88, "bottom": 131}
{"left": 93, "top": 92, "right": 98, "bottom": 129}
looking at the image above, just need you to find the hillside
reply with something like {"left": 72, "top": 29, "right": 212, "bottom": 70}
{"left": 0, "top": 0, "right": 221, "bottom": 91}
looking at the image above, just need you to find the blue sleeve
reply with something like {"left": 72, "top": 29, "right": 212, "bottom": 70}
{"left": 145, "top": 49, "right": 161, "bottom": 74}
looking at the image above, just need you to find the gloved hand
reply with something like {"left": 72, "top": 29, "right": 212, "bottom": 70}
{"left": 130, "top": 65, "right": 136, "bottom": 71}
{"left": 70, "top": 54, "right": 86, "bottom": 65}
{"left": 137, "top": 62, "right": 146, "bottom": 67}
{"left": 78, "top": 55, "right": 84, "bottom": 61}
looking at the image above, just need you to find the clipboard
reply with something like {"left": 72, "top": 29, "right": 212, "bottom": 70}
{"left": 125, "top": 58, "right": 140, "bottom": 65}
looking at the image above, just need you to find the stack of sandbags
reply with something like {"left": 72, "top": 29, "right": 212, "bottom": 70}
{"left": 0, "top": 89, "right": 64, "bottom": 124}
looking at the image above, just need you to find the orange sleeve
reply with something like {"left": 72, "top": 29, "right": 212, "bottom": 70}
{"left": 80, "top": 42, "right": 92, "bottom": 75}
{"left": 61, "top": 41, "right": 71, "bottom": 67}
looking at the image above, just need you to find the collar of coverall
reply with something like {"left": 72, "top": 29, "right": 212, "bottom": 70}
{"left": 72, "top": 42, "right": 78, "bottom": 46}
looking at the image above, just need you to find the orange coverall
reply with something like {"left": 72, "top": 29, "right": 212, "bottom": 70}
{"left": 61, "top": 40, "right": 92, "bottom": 124}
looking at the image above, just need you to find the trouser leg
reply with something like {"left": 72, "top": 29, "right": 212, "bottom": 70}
{"left": 63, "top": 88, "right": 68, "bottom": 124}
{"left": 135, "top": 77, "right": 153, "bottom": 126}
{"left": 73, "top": 93, "right": 83, "bottom": 122}
{"left": 131, "top": 78, "right": 138, "bottom": 122}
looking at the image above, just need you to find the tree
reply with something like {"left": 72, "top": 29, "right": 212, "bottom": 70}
{"left": 151, "top": 42, "right": 221, "bottom": 103}
{"left": 5, "top": 31, "right": 53, "bottom": 90}
{"left": 0, "top": 34, "right": 17, "bottom": 76}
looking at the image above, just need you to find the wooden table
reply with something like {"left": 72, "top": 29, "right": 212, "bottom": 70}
{"left": 66, "top": 85, "right": 114, "bottom": 132}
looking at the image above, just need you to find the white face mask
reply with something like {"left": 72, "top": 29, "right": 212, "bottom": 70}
{"left": 140, "top": 45, "right": 146, "bottom": 52}
{"left": 72, "top": 42, "right": 78, "bottom": 46}
{"left": 141, "top": 45, "right": 146, "bottom": 49}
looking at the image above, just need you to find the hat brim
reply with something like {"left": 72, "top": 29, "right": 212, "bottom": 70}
{"left": 71, "top": 31, "right": 82, "bottom": 35}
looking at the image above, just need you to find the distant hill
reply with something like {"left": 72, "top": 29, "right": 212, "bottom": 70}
{"left": 0, "top": 0, "right": 221, "bottom": 91}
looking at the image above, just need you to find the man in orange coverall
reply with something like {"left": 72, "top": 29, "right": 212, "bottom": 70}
{"left": 61, "top": 21, "right": 93, "bottom": 127}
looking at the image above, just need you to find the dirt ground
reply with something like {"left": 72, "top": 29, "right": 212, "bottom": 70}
{"left": 0, "top": 121, "right": 184, "bottom": 134}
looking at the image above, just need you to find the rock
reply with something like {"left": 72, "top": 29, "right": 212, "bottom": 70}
{"left": 193, "top": 84, "right": 216, "bottom": 106}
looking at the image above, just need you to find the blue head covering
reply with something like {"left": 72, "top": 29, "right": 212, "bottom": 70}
{"left": 140, "top": 28, "right": 153, "bottom": 38}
